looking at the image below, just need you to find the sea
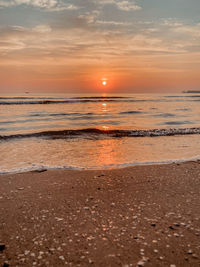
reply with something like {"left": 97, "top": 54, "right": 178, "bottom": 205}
{"left": 0, "top": 93, "right": 200, "bottom": 174}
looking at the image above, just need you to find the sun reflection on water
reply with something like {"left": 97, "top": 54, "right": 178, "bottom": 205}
{"left": 96, "top": 138, "right": 118, "bottom": 168}
{"left": 102, "top": 126, "right": 109, "bottom": 130}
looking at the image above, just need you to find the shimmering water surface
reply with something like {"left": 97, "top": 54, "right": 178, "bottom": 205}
{"left": 0, "top": 93, "right": 200, "bottom": 173}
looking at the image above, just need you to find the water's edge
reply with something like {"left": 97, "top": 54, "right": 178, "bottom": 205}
{"left": 1, "top": 156, "right": 200, "bottom": 175}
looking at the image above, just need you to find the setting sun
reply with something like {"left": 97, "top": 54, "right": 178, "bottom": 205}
{"left": 102, "top": 80, "right": 107, "bottom": 86}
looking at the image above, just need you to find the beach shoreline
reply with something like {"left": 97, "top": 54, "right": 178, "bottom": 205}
{"left": 0, "top": 161, "right": 200, "bottom": 266}
{"left": 1, "top": 155, "right": 200, "bottom": 176}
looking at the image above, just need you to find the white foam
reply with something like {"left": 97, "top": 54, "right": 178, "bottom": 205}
{"left": 1, "top": 155, "right": 200, "bottom": 175}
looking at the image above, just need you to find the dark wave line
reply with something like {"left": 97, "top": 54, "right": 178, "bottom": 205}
{"left": 29, "top": 112, "right": 94, "bottom": 118}
{"left": 0, "top": 98, "right": 149, "bottom": 105}
{"left": 0, "top": 99, "right": 174, "bottom": 105}
{"left": 71, "top": 96, "right": 130, "bottom": 99}
{"left": 0, "top": 97, "right": 62, "bottom": 100}
{"left": 0, "top": 100, "right": 73, "bottom": 105}
{"left": 165, "top": 95, "right": 200, "bottom": 98}
{"left": 120, "top": 111, "right": 142, "bottom": 114}
{"left": 1, "top": 95, "right": 199, "bottom": 101}
{"left": 0, "top": 96, "right": 130, "bottom": 100}
{"left": 0, "top": 100, "right": 128, "bottom": 105}
{"left": 1, "top": 127, "right": 200, "bottom": 141}
{"left": 1, "top": 99, "right": 200, "bottom": 105}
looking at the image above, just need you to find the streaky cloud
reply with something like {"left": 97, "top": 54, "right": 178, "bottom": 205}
{"left": 0, "top": 0, "right": 79, "bottom": 11}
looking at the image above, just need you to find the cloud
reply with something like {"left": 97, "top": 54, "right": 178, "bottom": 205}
{"left": 33, "top": 24, "right": 52, "bottom": 33}
{"left": 1, "top": 17, "right": 200, "bottom": 78}
{"left": 0, "top": 0, "right": 79, "bottom": 11}
{"left": 93, "top": 0, "right": 142, "bottom": 11}
{"left": 78, "top": 10, "right": 100, "bottom": 24}
{"left": 162, "top": 19, "right": 200, "bottom": 34}
{"left": 96, "top": 20, "right": 131, "bottom": 26}
{"left": 115, "top": 1, "right": 141, "bottom": 11}
{"left": 0, "top": 22, "right": 189, "bottom": 66}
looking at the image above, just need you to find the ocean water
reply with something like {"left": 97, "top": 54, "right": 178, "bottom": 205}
{"left": 0, "top": 93, "right": 200, "bottom": 173}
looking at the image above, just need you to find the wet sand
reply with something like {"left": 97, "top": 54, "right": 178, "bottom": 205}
{"left": 0, "top": 161, "right": 200, "bottom": 267}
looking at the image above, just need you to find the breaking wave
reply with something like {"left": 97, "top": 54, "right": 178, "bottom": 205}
{"left": 1, "top": 127, "right": 200, "bottom": 141}
{"left": 1, "top": 97, "right": 199, "bottom": 105}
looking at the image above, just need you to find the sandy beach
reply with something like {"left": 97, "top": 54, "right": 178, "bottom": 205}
{"left": 0, "top": 161, "right": 200, "bottom": 267}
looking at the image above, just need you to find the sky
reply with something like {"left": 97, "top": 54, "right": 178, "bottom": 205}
{"left": 0, "top": 0, "right": 200, "bottom": 93}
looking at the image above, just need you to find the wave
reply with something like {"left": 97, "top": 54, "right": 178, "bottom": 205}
{"left": 0, "top": 100, "right": 73, "bottom": 105}
{"left": 0, "top": 99, "right": 133, "bottom": 105}
{"left": 29, "top": 112, "right": 94, "bottom": 117}
{"left": 120, "top": 111, "right": 142, "bottom": 114}
{"left": 1, "top": 127, "right": 200, "bottom": 141}
{"left": 0, "top": 96, "right": 130, "bottom": 100}
{"left": 71, "top": 96, "right": 130, "bottom": 99}
{"left": 1, "top": 156, "right": 200, "bottom": 175}
{"left": 0, "top": 97, "right": 63, "bottom": 100}
{"left": 1, "top": 98, "right": 200, "bottom": 105}
{"left": 0, "top": 99, "right": 175, "bottom": 105}
{"left": 153, "top": 113, "right": 176, "bottom": 118}
{"left": 164, "top": 120, "right": 193, "bottom": 125}
{"left": 165, "top": 95, "right": 200, "bottom": 98}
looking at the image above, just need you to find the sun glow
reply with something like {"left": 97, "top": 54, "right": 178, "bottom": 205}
{"left": 101, "top": 78, "right": 108, "bottom": 86}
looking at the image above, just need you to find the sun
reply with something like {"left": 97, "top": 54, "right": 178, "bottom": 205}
{"left": 101, "top": 78, "right": 108, "bottom": 86}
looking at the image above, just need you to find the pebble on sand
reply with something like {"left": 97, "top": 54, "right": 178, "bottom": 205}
{"left": 59, "top": 256, "right": 65, "bottom": 261}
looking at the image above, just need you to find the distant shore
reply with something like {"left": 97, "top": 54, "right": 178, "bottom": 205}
{"left": 183, "top": 90, "right": 200, "bottom": 93}
{"left": 0, "top": 161, "right": 200, "bottom": 266}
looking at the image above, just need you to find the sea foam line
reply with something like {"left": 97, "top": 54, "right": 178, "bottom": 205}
{"left": 1, "top": 156, "right": 200, "bottom": 175}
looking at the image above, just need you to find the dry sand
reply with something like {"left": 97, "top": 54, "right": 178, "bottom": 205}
{"left": 0, "top": 161, "right": 200, "bottom": 267}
